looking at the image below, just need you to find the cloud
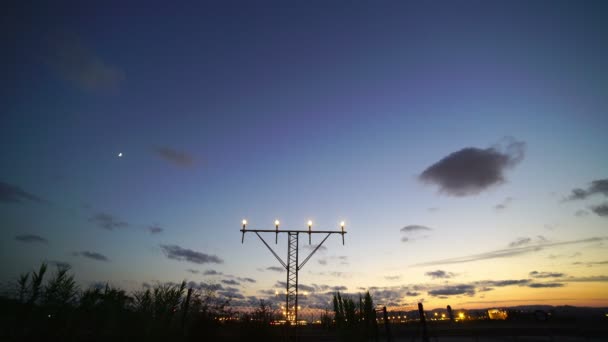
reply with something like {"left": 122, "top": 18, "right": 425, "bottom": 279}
{"left": 160, "top": 244, "right": 223, "bottom": 264}
{"left": 566, "top": 179, "right": 608, "bottom": 200}
{"left": 15, "top": 234, "right": 48, "bottom": 244}
{"left": 385, "top": 275, "right": 400, "bottom": 281}
{"left": 221, "top": 279, "right": 240, "bottom": 286}
{"left": 494, "top": 197, "right": 513, "bottom": 211}
{"left": 0, "top": 181, "right": 46, "bottom": 204}
{"left": 528, "top": 283, "right": 564, "bottom": 288}
{"left": 204, "top": 269, "right": 222, "bottom": 275}
{"left": 266, "top": 266, "right": 285, "bottom": 272}
{"left": 560, "top": 275, "right": 608, "bottom": 282}
{"left": 332, "top": 286, "right": 348, "bottom": 292}
{"left": 318, "top": 259, "right": 328, "bottom": 265}
{"left": 419, "top": 138, "right": 525, "bottom": 196}
{"left": 508, "top": 237, "right": 531, "bottom": 248}
{"left": 401, "top": 225, "right": 432, "bottom": 243}
{"left": 529, "top": 271, "right": 564, "bottom": 278}
{"left": 405, "top": 291, "right": 420, "bottom": 296}
{"left": 237, "top": 277, "right": 256, "bottom": 283}
{"left": 73, "top": 251, "right": 109, "bottom": 262}
{"left": 590, "top": 203, "right": 608, "bottom": 217}
{"left": 153, "top": 147, "right": 195, "bottom": 167}
{"left": 575, "top": 209, "right": 590, "bottom": 217}
{"left": 401, "top": 225, "right": 432, "bottom": 233}
{"left": 411, "top": 237, "right": 606, "bottom": 267}
{"left": 428, "top": 284, "right": 475, "bottom": 296}
{"left": 425, "top": 270, "right": 455, "bottom": 279}
{"left": 147, "top": 225, "right": 163, "bottom": 234}
{"left": 478, "top": 279, "right": 530, "bottom": 287}
{"left": 573, "top": 260, "right": 608, "bottom": 267}
{"left": 44, "top": 32, "right": 125, "bottom": 92}
{"left": 186, "top": 269, "right": 200, "bottom": 274}
{"left": 89, "top": 212, "right": 128, "bottom": 230}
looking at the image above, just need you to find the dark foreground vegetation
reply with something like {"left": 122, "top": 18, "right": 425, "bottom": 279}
{"left": 1, "top": 263, "right": 607, "bottom": 341}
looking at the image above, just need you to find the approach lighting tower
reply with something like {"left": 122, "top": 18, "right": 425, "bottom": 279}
{"left": 240, "top": 219, "right": 346, "bottom": 324}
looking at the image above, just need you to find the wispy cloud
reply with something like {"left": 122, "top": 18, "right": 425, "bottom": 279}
{"left": 221, "top": 279, "right": 240, "bottom": 286}
{"left": 494, "top": 197, "right": 513, "bottom": 211}
{"left": 73, "top": 251, "right": 109, "bottom": 262}
{"left": 419, "top": 138, "right": 525, "bottom": 196}
{"left": 204, "top": 269, "right": 222, "bottom": 275}
{"left": 147, "top": 225, "right": 163, "bottom": 234}
{"left": 528, "top": 283, "right": 564, "bottom": 288}
{"left": 186, "top": 269, "right": 200, "bottom": 274}
{"left": 425, "top": 270, "right": 456, "bottom": 279}
{"left": 266, "top": 266, "right": 285, "bottom": 273}
{"left": 428, "top": 284, "right": 475, "bottom": 296}
{"left": 566, "top": 179, "right": 608, "bottom": 200}
{"left": 559, "top": 275, "right": 608, "bottom": 282}
{"left": 401, "top": 225, "right": 432, "bottom": 243}
{"left": 0, "top": 181, "right": 47, "bottom": 204}
{"left": 385, "top": 275, "right": 401, "bottom": 281}
{"left": 238, "top": 277, "right": 256, "bottom": 283}
{"left": 15, "top": 234, "right": 48, "bottom": 244}
{"left": 529, "top": 271, "right": 564, "bottom": 278}
{"left": 44, "top": 32, "right": 125, "bottom": 92}
{"left": 508, "top": 237, "right": 531, "bottom": 248}
{"left": 573, "top": 260, "right": 608, "bottom": 267}
{"left": 153, "top": 147, "right": 195, "bottom": 167}
{"left": 160, "top": 244, "right": 223, "bottom": 264}
{"left": 411, "top": 237, "right": 606, "bottom": 267}
{"left": 89, "top": 212, "right": 128, "bottom": 230}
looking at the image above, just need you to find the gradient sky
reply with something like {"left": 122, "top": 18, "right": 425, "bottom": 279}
{"left": 2, "top": 1, "right": 608, "bottom": 312}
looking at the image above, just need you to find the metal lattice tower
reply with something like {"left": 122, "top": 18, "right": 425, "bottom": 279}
{"left": 240, "top": 219, "right": 346, "bottom": 325}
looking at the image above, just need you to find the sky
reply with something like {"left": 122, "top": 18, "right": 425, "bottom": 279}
{"left": 2, "top": 1, "right": 608, "bottom": 312}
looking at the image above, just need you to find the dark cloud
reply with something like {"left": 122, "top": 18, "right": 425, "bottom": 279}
{"left": 186, "top": 269, "right": 199, "bottom": 274}
{"left": 15, "top": 234, "right": 48, "bottom": 244}
{"left": 529, "top": 271, "right": 564, "bottom": 278}
{"left": 508, "top": 237, "right": 531, "bottom": 248}
{"left": 153, "top": 147, "right": 195, "bottom": 167}
{"left": 73, "top": 251, "right": 109, "bottom": 262}
{"left": 160, "top": 244, "right": 223, "bottom": 264}
{"left": 528, "top": 283, "right": 564, "bottom": 288}
{"left": 419, "top": 139, "right": 525, "bottom": 196}
{"left": 425, "top": 270, "right": 455, "bottom": 279}
{"left": 318, "top": 259, "right": 328, "bottom": 265}
{"left": 332, "top": 286, "right": 348, "bottom": 292}
{"left": 299, "top": 284, "right": 315, "bottom": 292}
{"left": 0, "top": 181, "right": 46, "bottom": 204}
{"left": 221, "top": 279, "right": 240, "bottom": 286}
{"left": 204, "top": 269, "right": 222, "bottom": 275}
{"left": 560, "top": 275, "right": 608, "bottom": 282}
{"left": 405, "top": 291, "right": 420, "bottom": 296}
{"left": 566, "top": 179, "right": 608, "bottom": 200}
{"left": 401, "top": 237, "right": 410, "bottom": 243}
{"left": 401, "top": 225, "right": 432, "bottom": 233}
{"left": 590, "top": 203, "right": 608, "bottom": 217}
{"left": 412, "top": 237, "right": 606, "bottom": 267}
{"left": 428, "top": 284, "right": 475, "bottom": 296}
{"left": 147, "top": 225, "right": 163, "bottom": 234}
{"left": 44, "top": 32, "right": 125, "bottom": 91}
{"left": 89, "top": 212, "right": 128, "bottom": 230}
{"left": 266, "top": 266, "right": 285, "bottom": 272}
{"left": 494, "top": 197, "right": 513, "bottom": 211}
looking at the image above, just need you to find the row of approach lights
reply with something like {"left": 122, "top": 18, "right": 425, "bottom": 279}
{"left": 241, "top": 219, "right": 346, "bottom": 231}
{"left": 241, "top": 219, "right": 346, "bottom": 244}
